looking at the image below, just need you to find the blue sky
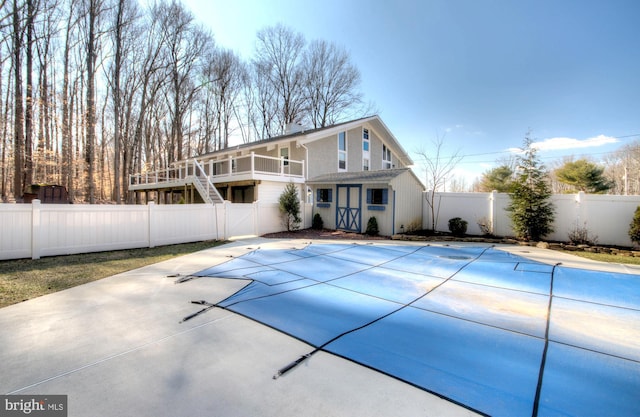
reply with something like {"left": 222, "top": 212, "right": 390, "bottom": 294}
{"left": 182, "top": 0, "right": 640, "bottom": 187}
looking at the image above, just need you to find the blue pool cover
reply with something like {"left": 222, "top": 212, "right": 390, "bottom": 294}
{"left": 189, "top": 243, "right": 640, "bottom": 417}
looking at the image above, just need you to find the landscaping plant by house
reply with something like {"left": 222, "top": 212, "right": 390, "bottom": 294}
{"left": 279, "top": 183, "right": 302, "bottom": 231}
{"left": 366, "top": 217, "right": 380, "bottom": 236}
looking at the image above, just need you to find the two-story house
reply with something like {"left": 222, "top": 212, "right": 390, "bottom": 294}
{"left": 129, "top": 115, "right": 425, "bottom": 236}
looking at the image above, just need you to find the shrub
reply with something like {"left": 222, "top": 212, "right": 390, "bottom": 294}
{"left": 312, "top": 213, "right": 324, "bottom": 230}
{"left": 476, "top": 217, "right": 492, "bottom": 236}
{"left": 568, "top": 221, "right": 598, "bottom": 246}
{"left": 629, "top": 206, "right": 640, "bottom": 245}
{"left": 279, "top": 183, "right": 301, "bottom": 231}
{"left": 448, "top": 217, "right": 468, "bottom": 237}
{"left": 366, "top": 217, "right": 379, "bottom": 236}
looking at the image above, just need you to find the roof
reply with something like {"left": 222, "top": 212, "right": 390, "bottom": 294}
{"left": 187, "top": 115, "right": 414, "bottom": 166}
{"left": 306, "top": 168, "right": 411, "bottom": 184}
{"left": 194, "top": 116, "right": 372, "bottom": 159}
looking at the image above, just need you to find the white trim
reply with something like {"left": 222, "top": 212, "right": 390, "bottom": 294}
{"left": 338, "top": 131, "right": 347, "bottom": 171}
{"left": 362, "top": 127, "right": 370, "bottom": 170}
{"left": 382, "top": 144, "right": 392, "bottom": 169}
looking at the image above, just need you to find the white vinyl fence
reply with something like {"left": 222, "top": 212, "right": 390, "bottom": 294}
{"left": 0, "top": 201, "right": 313, "bottom": 260}
{"left": 423, "top": 191, "right": 640, "bottom": 247}
{"left": 4, "top": 191, "right": 638, "bottom": 261}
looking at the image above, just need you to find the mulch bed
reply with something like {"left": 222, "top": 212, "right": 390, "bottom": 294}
{"left": 262, "top": 228, "right": 388, "bottom": 240}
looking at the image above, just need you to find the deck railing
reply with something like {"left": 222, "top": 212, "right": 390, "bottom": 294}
{"left": 130, "top": 152, "right": 305, "bottom": 187}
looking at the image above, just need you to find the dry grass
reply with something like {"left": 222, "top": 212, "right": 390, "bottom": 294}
{"left": 0, "top": 240, "right": 226, "bottom": 308}
{"left": 556, "top": 250, "right": 640, "bottom": 265}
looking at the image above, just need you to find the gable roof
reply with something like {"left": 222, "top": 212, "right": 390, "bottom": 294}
{"left": 191, "top": 115, "right": 414, "bottom": 166}
{"left": 306, "top": 168, "right": 424, "bottom": 188}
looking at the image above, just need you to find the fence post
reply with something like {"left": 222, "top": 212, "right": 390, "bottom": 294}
{"left": 148, "top": 201, "right": 155, "bottom": 248}
{"left": 253, "top": 200, "right": 259, "bottom": 236}
{"left": 31, "top": 199, "right": 41, "bottom": 260}
{"left": 575, "top": 191, "right": 586, "bottom": 226}
{"left": 489, "top": 190, "right": 497, "bottom": 235}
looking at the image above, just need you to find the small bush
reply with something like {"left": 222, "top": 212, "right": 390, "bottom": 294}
{"left": 477, "top": 217, "right": 492, "bottom": 236}
{"left": 448, "top": 217, "right": 468, "bottom": 237}
{"left": 312, "top": 213, "right": 324, "bottom": 230}
{"left": 366, "top": 217, "right": 379, "bottom": 236}
{"left": 568, "top": 221, "right": 598, "bottom": 246}
{"left": 629, "top": 206, "right": 640, "bottom": 245}
{"left": 405, "top": 219, "right": 422, "bottom": 233}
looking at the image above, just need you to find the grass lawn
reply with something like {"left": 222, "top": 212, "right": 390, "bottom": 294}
{"left": 556, "top": 249, "right": 640, "bottom": 265}
{"left": 0, "top": 240, "right": 226, "bottom": 308}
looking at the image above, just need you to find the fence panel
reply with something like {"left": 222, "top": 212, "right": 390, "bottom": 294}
{"left": 226, "top": 203, "right": 256, "bottom": 237}
{"left": 37, "top": 203, "right": 149, "bottom": 258}
{"left": 580, "top": 194, "right": 639, "bottom": 247}
{"left": 424, "top": 191, "right": 640, "bottom": 246}
{"left": 4, "top": 193, "right": 639, "bottom": 261}
{"left": 149, "top": 203, "right": 219, "bottom": 247}
{"left": 0, "top": 204, "right": 32, "bottom": 260}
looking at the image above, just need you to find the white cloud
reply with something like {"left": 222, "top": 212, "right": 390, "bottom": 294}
{"left": 531, "top": 135, "right": 618, "bottom": 151}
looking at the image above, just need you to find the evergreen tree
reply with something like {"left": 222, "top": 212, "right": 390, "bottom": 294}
{"left": 478, "top": 165, "right": 514, "bottom": 192}
{"left": 506, "top": 134, "right": 555, "bottom": 241}
{"left": 628, "top": 206, "right": 640, "bottom": 245}
{"left": 554, "top": 158, "right": 614, "bottom": 194}
{"left": 279, "top": 183, "right": 301, "bottom": 231}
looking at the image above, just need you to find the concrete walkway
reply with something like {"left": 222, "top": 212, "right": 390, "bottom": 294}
{"left": 1, "top": 238, "right": 636, "bottom": 416}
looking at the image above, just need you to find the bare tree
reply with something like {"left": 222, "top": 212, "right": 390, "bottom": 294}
{"left": 158, "top": 0, "right": 211, "bottom": 163}
{"left": 23, "top": 0, "right": 34, "bottom": 187}
{"left": 604, "top": 140, "right": 640, "bottom": 195}
{"left": 12, "top": 0, "right": 24, "bottom": 200}
{"left": 108, "top": 0, "right": 138, "bottom": 203}
{"left": 60, "top": 0, "right": 79, "bottom": 201}
{"left": 302, "top": 39, "right": 363, "bottom": 128}
{"left": 203, "top": 47, "right": 244, "bottom": 150}
{"left": 415, "top": 134, "right": 463, "bottom": 230}
{"left": 34, "top": 0, "right": 61, "bottom": 183}
{"left": 81, "top": 0, "right": 107, "bottom": 203}
{"left": 253, "top": 24, "right": 305, "bottom": 135}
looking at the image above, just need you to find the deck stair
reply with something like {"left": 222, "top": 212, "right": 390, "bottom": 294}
{"left": 189, "top": 160, "right": 225, "bottom": 204}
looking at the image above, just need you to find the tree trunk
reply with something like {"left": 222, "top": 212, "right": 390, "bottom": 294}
{"left": 85, "top": 0, "right": 98, "bottom": 204}
{"left": 24, "top": 0, "right": 34, "bottom": 187}
{"left": 13, "top": 0, "right": 25, "bottom": 201}
{"left": 112, "top": 0, "right": 124, "bottom": 203}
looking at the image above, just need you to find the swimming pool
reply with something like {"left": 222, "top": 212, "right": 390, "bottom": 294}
{"left": 185, "top": 243, "right": 640, "bottom": 417}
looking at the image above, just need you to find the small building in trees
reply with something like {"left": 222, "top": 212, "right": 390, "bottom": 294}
{"left": 129, "top": 115, "right": 425, "bottom": 236}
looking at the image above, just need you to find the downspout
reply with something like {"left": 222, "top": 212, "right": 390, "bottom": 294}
{"left": 392, "top": 189, "right": 396, "bottom": 235}
{"left": 299, "top": 142, "right": 309, "bottom": 181}
{"left": 300, "top": 141, "right": 310, "bottom": 204}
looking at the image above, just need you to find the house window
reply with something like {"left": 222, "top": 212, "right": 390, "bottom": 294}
{"left": 363, "top": 128, "right": 370, "bottom": 171}
{"left": 338, "top": 131, "right": 347, "bottom": 170}
{"left": 280, "top": 147, "right": 289, "bottom": 166}
{"left": 316, "top": 188, "right": 332, "bottom": 203}
{"left": 367, "top": 188, "right": 388, "bottom": 205}
{"left": 382, "top": 144, "right": 392, "bottom": 169}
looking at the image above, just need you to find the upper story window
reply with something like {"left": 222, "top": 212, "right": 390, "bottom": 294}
{"left": 383, "top": 144, "right": 392, "bottom": 169}
{"left": 338, "top": 131, "right": 347, "bottom": 171}
{"left": 363, "top": 128, "right": 370, "bottom": 171}
{"left": 280, "top": 147, "right": 289, "bottom": 166}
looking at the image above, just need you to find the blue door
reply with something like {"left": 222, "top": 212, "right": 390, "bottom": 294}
{"left": 336, "top": 185, "right": 362, "bottom": 232}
